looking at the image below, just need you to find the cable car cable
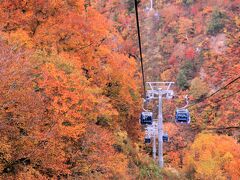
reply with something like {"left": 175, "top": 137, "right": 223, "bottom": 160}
{"left": 193, "top": 89, "right": 240, "bottom": 109}
{"left": 214, "top": 89, "right": 240, "bottom": 103}
{"left": 188, "top": 75, "right": 240, "bottom": 109}
{"left": 134, "top": 0, "right": 146, "bottom": 97}
{"left": 203, "top": 75, "right": 240, "bottom": 100}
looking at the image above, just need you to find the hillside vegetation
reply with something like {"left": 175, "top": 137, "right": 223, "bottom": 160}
{"left": 136, "top": 0, "right": 240, "bottom": 178}
{"left": 0, "top": 1, "right": 146, "bottom": 179}
{"left": 0, "top": 0, "right": 239, "bottom": 179}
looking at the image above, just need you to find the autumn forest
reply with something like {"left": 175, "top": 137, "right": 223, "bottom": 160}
{"left": 0, "top": 0, "right": 239, "bottom": 179}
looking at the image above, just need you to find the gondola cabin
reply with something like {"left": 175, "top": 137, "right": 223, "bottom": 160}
{"left": 140, "top": 112, "right": 153, "bottom": 125}
{"left": 144, "top": 137, "right": 151, "bottom": 144}
{"left": 175, "top": 109, "right": 190, "bottom": 124}
{"left": 163, "top": 133, "right": 169, "bottom": 142}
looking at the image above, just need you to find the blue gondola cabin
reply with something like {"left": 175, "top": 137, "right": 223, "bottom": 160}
{"left": 175, "top": 109, "right": 190, "bottom": 124}
{"left": 140, "top": 112, "right": 153, "bottom": 125}
{"left": 144, "top": 137, "right": 151, "bottom": 144}
{"left": 163, "top": 133, "right": 169, "bottom": 142}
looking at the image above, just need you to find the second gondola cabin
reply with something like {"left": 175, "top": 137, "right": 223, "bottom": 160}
{"left": 140, "top": 112, "right": 153, "bottom": 125}
{"left": 175, "top": 108, "right": 190, "bottom": 124}
{"left": 144, "top": 137, "right": 151, "bottom": 144}
{"left": 163, "top": 133, "right": 169, "bottom": 142}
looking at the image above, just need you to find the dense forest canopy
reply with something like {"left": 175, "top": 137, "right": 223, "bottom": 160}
{"left": 0, "top": 0, "right": 239, "bottom": 179}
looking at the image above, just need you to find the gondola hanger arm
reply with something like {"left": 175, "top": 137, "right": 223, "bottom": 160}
{"left": 179, "top": 95, "right": 189, "bottom": 109}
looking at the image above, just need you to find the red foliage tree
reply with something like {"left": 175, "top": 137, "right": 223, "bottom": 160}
{"left": 185, "top": 47, "right": 195, "bottom": 60}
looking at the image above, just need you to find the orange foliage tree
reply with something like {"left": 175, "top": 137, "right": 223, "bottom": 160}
{"left": 0, "top": 42, "right": 72, "bottom": 178}
{"left": 0, "top": 0, "right": 142, "bottom": 178}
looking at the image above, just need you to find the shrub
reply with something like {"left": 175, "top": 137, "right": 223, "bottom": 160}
{"left": 96, "top": 116, "right": 112, "bottom": 127}
{"left": 139, "top": 160, "right": 163, "bottom": 179}
{"left": 182, "top": 0, "right": 195, "bottom": 6}
{"left": 126, "top": 0, "right": 140, "bottom": 14}
{"left": 177, "top": 70, "right": 189, "bottom": 90}
{"left": 189, "top": 77, "right": 209, "bottom": 100}
{"left": 207, "top": 10, "right": 226, "bottom": 35}
{"left": 181, "top": 61, "right": 197, "bottom": 80}
{"left": 56, "top": 62, "right": 74, "bottom": 74}
{"left": 104, "top": 81, "right": 121, "bottom": 98}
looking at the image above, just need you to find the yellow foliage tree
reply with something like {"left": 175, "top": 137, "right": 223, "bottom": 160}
{"left": 190, "top": 77, "right": 209, "bottom": 100}
{"left": 184, "top": 133, "right": 240, "bottom": 179}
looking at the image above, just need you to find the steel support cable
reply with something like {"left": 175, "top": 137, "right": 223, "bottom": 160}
{"left": 188, "top": 75, "right": 240, "bottom": 109}
{"left": 189, "top": 90, "right": 240, "bottom": 131}
{"left": 204, "top": 126, "right": 240, "bottom": 131}
{"left": 202, "top": 89, "right": 240, "bottom": 109}
{"left": 134, "top": 0, "right": 146, "bottom": 97}
{"left": 205, "top": 76, "right": 240, "bottom": 99}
